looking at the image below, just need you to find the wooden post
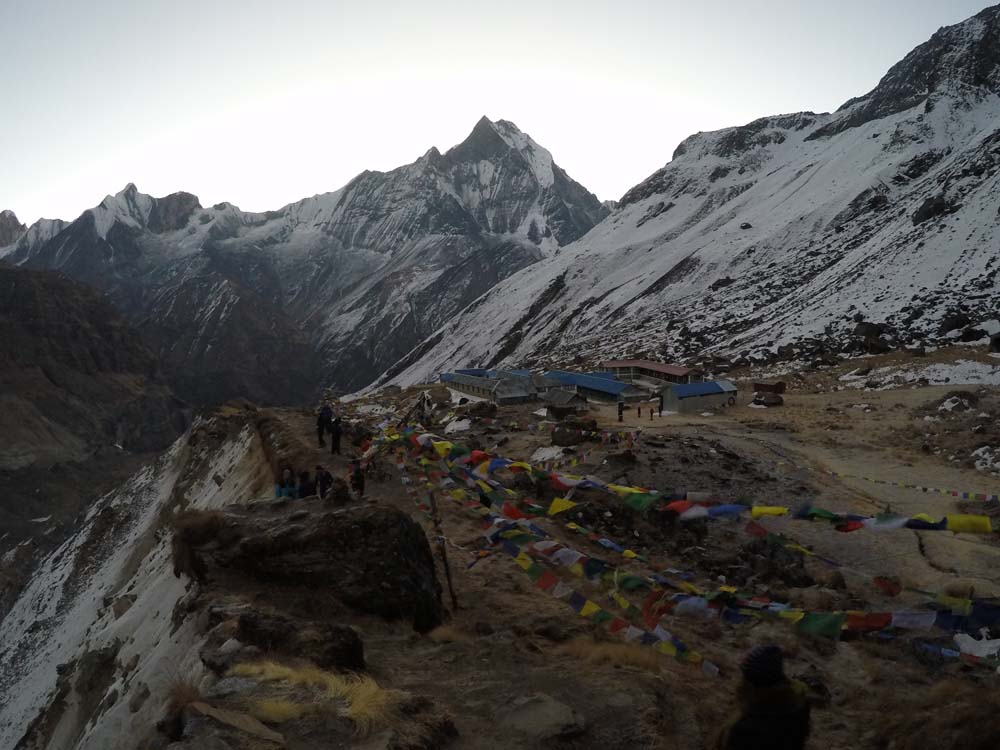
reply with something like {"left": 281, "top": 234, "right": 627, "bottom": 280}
{"left": 427, "top": 489, "right": 458, "bottom": 610}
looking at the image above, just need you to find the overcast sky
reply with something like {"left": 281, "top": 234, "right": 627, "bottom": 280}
{"left": 0, "top": 0, "right": 991, "bottom": 224}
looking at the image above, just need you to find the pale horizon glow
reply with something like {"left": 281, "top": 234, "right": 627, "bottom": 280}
{"left": 1, "top": 0, "right": 991, "bottom": 225}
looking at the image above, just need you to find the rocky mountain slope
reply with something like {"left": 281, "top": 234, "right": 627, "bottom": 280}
{"left": 0, "top": 267, "right": 187, "bottom": 568}
{"left": 2, "top": 118, "right": 607, "bottom": 404}
{"left": 381, "top": 5, "right": 1000, "bottom": 386}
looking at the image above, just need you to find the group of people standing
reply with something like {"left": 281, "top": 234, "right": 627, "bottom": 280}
{"left": 275, "top": 465, "right": 335, "bottom": 500}
{"left": 273, "top": 403, "right": 367, "bottom": 501}
{"left": 317, "top": 403, "right": 343, "bottom": 454}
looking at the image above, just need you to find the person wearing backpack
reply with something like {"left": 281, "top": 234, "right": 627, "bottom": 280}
{"left": 717, "top": 645, "right": 811, "bottom": 750}
{"left": 329, "top": 417, "right": 343, "bottom": 455}
{"left": 317, "top": 403, "right": 334, "bottom": 447}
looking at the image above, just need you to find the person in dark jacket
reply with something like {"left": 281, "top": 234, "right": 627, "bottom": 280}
{"left": 297, "top": 470, "right": 316, "bottom": 499}
{"left": 617, "top": 400, "right": 624, "bottom": 422}
{"left": 329, "top": 417, "right": 343, "bottom": 456}
{"left": 275, "top": 467, "right": 296, "bottom": 498}
{"left": 315, "top": 465, "right": 334, "bottom": 499}
{"left": 717, "top": 645, "right": 811, "bottom": 750}
{"left": 348, "top": 459, "right": 365, "bottom": 498}
{"left": 317, "top": 404, "right": 334, "bottom": 447}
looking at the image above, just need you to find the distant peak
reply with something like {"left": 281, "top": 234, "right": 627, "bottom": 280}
{"left": 120, "top": 182, "right": 139, "bottom": 196}
{"left": 0, "top": 208, "right": 26, "bottom": 245}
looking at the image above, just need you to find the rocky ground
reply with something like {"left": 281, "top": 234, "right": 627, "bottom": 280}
{"left": 4, "top": 349, "right": 1000, "bottom": 749}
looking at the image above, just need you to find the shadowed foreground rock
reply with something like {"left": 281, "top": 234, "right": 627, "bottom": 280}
{"left": 186, "top": 505, "right": 443, "bottom": 632}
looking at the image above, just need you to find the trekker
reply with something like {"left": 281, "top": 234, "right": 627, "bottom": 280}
{"left": 317, "top": 403, "right": 334, "bottom": 447}
{"left": 329, "top": 417, "right": 343, "bottom": 455}
{"left": 297, "top": 470, "right": 316, "bottom": 499}
{"left": 649, "top": 406, "right": 654, "bottom": 421}
{"left": 617, "top": 400, "right": 624, "bottom": 423}
{"left": 636, "top": 404, "right": 641, "bottom": 418}
{"left": 658, "top": 395, "right": 664, "bottom": 417}
{"left": 315, "top": 465, "right": 334, "bottom": 499}
{"left": 348, "top": 459, "right": 366, "bottom": 498}
{"left": 717, "top": 645, "right": 811, "bottom": 750}
{"left": 275, "top": 467, "right": 296, "bottom": 498}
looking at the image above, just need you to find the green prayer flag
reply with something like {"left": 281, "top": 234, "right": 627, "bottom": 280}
{"left": 806, "top": 507, "right": 841, "bottom": 522}
{"left": 525, "top": 563, "right": 544, "bottom": 581}
{"left": 624, "top": 492, "right": 658, "bottom": 512}
{"left": 592, "top": 610, "right": 614, "bottom": 625}
{"left": 797, "top": 613, "right": 846, "bottom": 639}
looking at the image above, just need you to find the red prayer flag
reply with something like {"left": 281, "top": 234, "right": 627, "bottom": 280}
{"left": 835, "top": 521, "right": 865, "bottom": 533}
{"left": 745, "top": 520, "right": 768, "bottom": 538}
{"left": 873, "top": 577, "right": 902, "bottom": 597}
{"left": 609, "top": 618, "right": 628, "bottom": 633}
{"left": 501, "top": 502, "right": 527, "bottom": 520}
{"left": 535, "top": 571, "right": 558, "bottom": 591}
{"left": 845, "top": 613, "right": 892, "bottom": 632}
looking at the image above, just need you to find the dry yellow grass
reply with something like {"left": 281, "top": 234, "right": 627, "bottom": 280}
{"left": 427, "top": 624, "right": 470, "bottom": 643}
{"left": 165, "top": 675, "right": 202, "bottom": 714}
{"left": 560, "top": 637, "right": 662, "bottom": 672}
{"left": 231, "top": 661, "right": 405, "bottom": 735}
{"left": 247, "top": 698, "right": 307, "bottom": 724}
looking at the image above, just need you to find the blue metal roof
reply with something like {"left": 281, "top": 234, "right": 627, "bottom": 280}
{"left": 587, "top": 371, "right": 620, "bottom": 380}
{"left": 545, "top": 370, "right": 631, "bottom": 395}
{"left": 455, "top": 368, "right": 489, "bottom": 377}
{"left": 671, "top": 380, "right": 738, "bottom": 398}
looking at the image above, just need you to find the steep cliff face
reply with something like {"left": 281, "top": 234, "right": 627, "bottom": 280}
{"left": 0, "top": 267, "right": 188, "bottom": 555}
{"left": 0, "top": 210, "right": 26, "bottom": 247}
{"left": 11, "top": 119, "right": 607, "bottom": 401}
{"left": 381, "top": 7, "right": 1000, "bottom": 384}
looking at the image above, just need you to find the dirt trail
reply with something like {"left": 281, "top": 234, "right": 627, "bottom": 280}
{"left": 585, "top": 388, "right": 1000, "bottom": 597}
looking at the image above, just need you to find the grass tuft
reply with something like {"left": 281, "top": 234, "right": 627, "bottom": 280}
{"left": 560, "top": 637, "right": 663, "bottom": 672}
{"left": 231, "top": 661, "right": 405, "bottom": 736}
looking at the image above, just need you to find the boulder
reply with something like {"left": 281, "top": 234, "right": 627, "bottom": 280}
{"left": 863, "top": 335, "right": 891, "bottom": 354}
{"left": 236, "top": 611, "right": 365, "bottom": 670}
{"left": 938, "top": 313, "right": 971, "bottom": 335}
{"left": 496, "top": 693, "right": 586, "bottom": 740}
{"left": 852, "top": 321, "right": 885, "bottom": 338}
{"left": 991, "top": 332, "right": 1000, "bottom": 353}
{"left": 753, "top": 392, "right": 784, "bottom": 407}
{"left": 959, "top": 327, "right": 987, "bottom": 343}
{"left": 188, "top": 506, "right": 443, "bottom": 632}
{"left": 912, "top": 195, "right": 959, "bottom": 225}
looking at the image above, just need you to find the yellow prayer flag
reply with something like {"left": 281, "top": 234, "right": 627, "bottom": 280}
{"left": 612, "top": 592, "right": 631, "bottom": 609}
{"left": 432, "top": 441, "right": 453, "bottom": 458}
{"left": 678, "top": 581, "right": 701, "bottom": 594}
{"left": 912, "top": 513, "right": 936, "bottom": 523}
{"left": 514, "top": 553, "right": 533, "bottom": 570}
{"left": 945, "top": 514, "right": 992, "bottom": 534}
{"left": 548, "top": 497, "right": 578, "bottom": 516}
{"left": 937, "top": 595, "right": 973, "bottom": 616}
{"left": 655, "top": 641, "right": 677, "bottom": 656}
{"left": 751, "top": 506, "right": 789, "bottom": 519}
{"left": 718, "top": 585, "right": 738, "bottom": 593}
{"left": 566, "top": 522, "right": 581, "bottom": 531}
{"left": 569, "top": 563, "right": 585, "bottom": 577}
{"left": 622, "top": 550, "right": 638, "bottom": 559}
{"left": 580, "top": 600, "right": 602, "bottom": 618}
{"left": 778, "top": 610, "right": 805, "bottom": 624}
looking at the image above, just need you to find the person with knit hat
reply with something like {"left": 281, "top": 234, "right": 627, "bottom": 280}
{"left": 716, "top": 644, "right": 811, "bottom": 750}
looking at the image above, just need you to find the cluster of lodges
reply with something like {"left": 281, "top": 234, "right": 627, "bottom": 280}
{"left": 439, "top": 360, "right": 739, "bottom": 414}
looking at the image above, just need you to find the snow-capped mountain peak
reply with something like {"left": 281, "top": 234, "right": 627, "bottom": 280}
{"left": 12, "top": 117, "right": 608, "bottom": 401}
{"left": 378, "top": 5, "right": 1000, "bottom": 387}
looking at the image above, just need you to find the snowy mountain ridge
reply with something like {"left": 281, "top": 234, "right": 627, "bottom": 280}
{"left": 377, "top": 5, "right": 1000, "bottom": 386}
{"left": 1, "top": 117, "right": 608, "bottom": 402}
